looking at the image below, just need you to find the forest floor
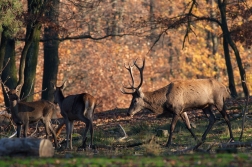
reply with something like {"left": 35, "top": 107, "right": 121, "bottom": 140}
{"left": 0, "top": 96, "right": 252, "bottom": 157}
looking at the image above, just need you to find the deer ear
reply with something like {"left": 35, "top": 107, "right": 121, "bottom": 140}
{"left": 50, "top": 82, "right": 56, "bottom": 89}
{"left": 3, "top": 85, "right": 10, "bottom": 93}
{"left": 137, "top": 88, "right": 144, "bottom": 98}
{"left": 61, "top": 81, "right": 67, "bottom": 90}
{"left": 16, "top": 84, "right": 22, "bottom": 92}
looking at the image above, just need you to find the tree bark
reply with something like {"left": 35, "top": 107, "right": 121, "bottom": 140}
{"left": 0, "top": 30, "right": 7, "bottom": 71}
{"left": 218, "top": 0, "right": 247, "bottom": 97}
{"left": 42, "top": 0, "right": 60, "bottom": 101}
{"left": 223, "top": 37, "right": 237, "bottom": 97}
{"left": 17, "top": 26, "right": 36, "bottom": 89}
{"left": 2, "top": 39, "right": 18, "bottom": 107}
{"left": 218, "top": 0, "right": 238, "bottom": 97}
{"left": 0, "top": 138, "right": 54, "bottom": 157}
{"left": 22, "top": 27, "right": 40, "bottom": 101}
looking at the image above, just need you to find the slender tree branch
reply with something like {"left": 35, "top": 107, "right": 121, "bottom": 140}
{"left": 20, "top": 88, "right": 47, "bottom": 101}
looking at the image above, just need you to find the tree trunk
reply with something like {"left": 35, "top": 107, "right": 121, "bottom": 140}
{"left": 0, "top": 31, "right": 8, "bottom": 105}
{"left": 2, "top": 39, "right": 18, "bottom": 107}
{"left": 42, "top": 0, "right": 60, "bottom": 101}
{"left": 218, "top": 0, "right": 238, "bottom": 97}
{"left": 0, "top": 30, "right": 7, "bottom": 71}
{"left": 21, "top": 27, "right": 40, "bottom": 101}
{"left": 19, "top": 0, "right": 45, "bottom": 100}
{"left": 149, "top": 0, "right": 156, "bottom": 40}
{"left": 0, "top": 138, "right": 54, "bottom": 157}
{"left": 42, "top": 39, "right": 59, "bottom": 101}
{"left": 17, "top": 26, "right": 37, "bottom": 89}
{"left": 206, "top": 0, "right": 218, "bottom": 55}
{"left": 223, "top": 38, "right": 237, "bottom": 97}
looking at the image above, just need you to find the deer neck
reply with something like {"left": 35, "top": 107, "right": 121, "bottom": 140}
{"left": 143, "top": 98, "right": 164, "bottom": 114}
{"left": 57, "top": 90, "right": 66, "bottom": 108}
{"left": 9, "top": 99, "right": 19, "bottom": 119}
{"left": 143, "top": 88, "right": 167, "bottom": 114}
{"left": 9, "top": 99, "right": 18, "bottom": 108}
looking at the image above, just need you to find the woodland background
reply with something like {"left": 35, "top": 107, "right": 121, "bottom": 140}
{"left": 0, "top": 0, "right": 252, "bottom": 113}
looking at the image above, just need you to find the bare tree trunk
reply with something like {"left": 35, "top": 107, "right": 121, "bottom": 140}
{"left": 0, "top": 30, "right": 7, "bottom": 71}
{"left": 2, "top": 39, "right": 18, "bottom": 107}
{"left": 42, "top": 0, "right": 60, "bottom": 101}
{"left": 17, "top": 26, "right": 37, "bottom": 88}
{"left": 149, "top": 0, "right": 155, "bottom": 40}
{"left": 206, "top": 0, "right": 218, "bottom": 55}
{"left": 22, "top": 27, "right": 40, "bottom": 101}
{"left": 18, "top": 0, "right": 44, "bottom": 96}
{"left": 218, "top": 0, "right": 238, "bottom": 97}
{"left": 223, "top": 38, "right": 237, "bottom": 97}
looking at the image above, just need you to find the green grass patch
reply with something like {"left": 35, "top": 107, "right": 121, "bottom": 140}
{"left": 1, "top": 153, "right": 252, "bottom": 167}
{"left": 1, "top": 109, "right": 252, "bottom": 166}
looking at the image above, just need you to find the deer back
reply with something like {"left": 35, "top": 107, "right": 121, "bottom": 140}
{"left": 166, "top": 79, "right": 230, "bottom": 111}
{"left": 17, "top": 100, "right": 56, "bottom": 122}
{"left": 61, "top": 93, "right": 96, "bottom": 120}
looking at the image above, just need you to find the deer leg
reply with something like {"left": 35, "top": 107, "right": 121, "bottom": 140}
{"left": 42, "top": 120, "right": 50, "bottom": 139}
{"left": 23, "top": 122, "right": 29, "bottom": 138}
{"left": 44, "top": 118, "right": 59, "bottom": 149}
{"left": 16, "top": 125, "right": 21, "bottom": 138}
{"left": 89, "top": 121, "right": 93, "bottom": 148}
{"left": 78, "top": 115, "right": 91, "bottom": 149}
{"left": 88, "top": 107, "right": 94, "bottom": 148}
{"left": 201, "top": 106, "right": 216, "bottom": 141}
{"left": 166, "top": 114, "right": 179, "bottom": 147}
{"left": 218, "top": 105, "right": 234, "bottom": 141}
{"left": 65, "top": 120, "right": 71, "bottom": 149}
{"left": 69, "top": 121, "right": 74, "bottom": 150}
{"left": 180, "top": 112, "right": 198, "bottom": 141}
{"left": 48, "top": 121, "right": 59, "bottom": 149}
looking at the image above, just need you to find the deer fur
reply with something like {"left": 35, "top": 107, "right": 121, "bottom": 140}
{"left": 121, "top": 59, "right": 234, "bottom": 148}
{"left": 4, "top": 85, "right": 59, "bottom": 148}
{"left": 52, "top": 81, "right": 96, "bottom": 150}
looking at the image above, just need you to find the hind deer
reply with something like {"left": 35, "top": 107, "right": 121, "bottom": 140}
{"left": 121, "top": 59, "right": 234, "bottom": 148}
{"left": 52, "top": 81, "right": 96, "bottom": 150}
{"left": 4, "top": 84, "right": 59, "bottom": 148}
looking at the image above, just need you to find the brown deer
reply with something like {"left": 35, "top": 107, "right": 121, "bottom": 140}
{"left": 121, "top": 59, "right": 234, "bottom": 148}
{"left": 52, "top": 81, "right": 96, "bottom": 150}
{"left": 4, "top": 85, "right": 59, "bottom": 148}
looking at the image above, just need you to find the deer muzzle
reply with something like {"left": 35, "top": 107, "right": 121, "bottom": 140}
{"left": 127, "top": 111, "right": 135, "bottom": 118}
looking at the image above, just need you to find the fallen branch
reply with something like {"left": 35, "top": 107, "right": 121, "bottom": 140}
{"left": 117, "top": 124, "right": 128, "bottom": 141}
{"left": 8, "top": 131, "right": 17, "bottom": 138}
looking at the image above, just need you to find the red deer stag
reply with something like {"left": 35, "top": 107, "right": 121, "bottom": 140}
{"left": 121, "top": 59, "right": 234, "bottom": 148}
{"left": 4, "top": 85, "right": 59, "bottom": 148}
{"left": 52, "top": 81, "right": 96, "bottom": 150}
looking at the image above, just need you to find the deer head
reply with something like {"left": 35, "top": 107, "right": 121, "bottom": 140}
{"left": 3, "top": 84, "right": 23, "bottom": 125}
{"left": 51, "top": 81, "right": 66, "bottom": 104}
{"left": 4, "top": 84, "right": 22, "bottom": 102}
{"left": 121, "top": 59, "right": 145, "bottom": 117}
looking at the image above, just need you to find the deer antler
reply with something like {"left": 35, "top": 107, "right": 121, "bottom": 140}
{"left": 134, "top": 58, "right": 145, "bottom": 90}
{"left": 121, "top": 58, "right": 145, "bottom": 94}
